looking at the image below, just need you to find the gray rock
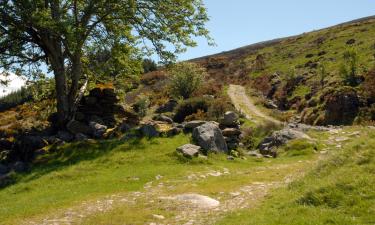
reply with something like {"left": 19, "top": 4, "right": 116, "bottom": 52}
{"left": 89, "top": 121, "right": 107, "bottom": 138}
{"left": 220, "top": 111, "right": 239, "bottom": 126}
{"left": 75, "top": 133, "right": 89, "bottom": 141}
{"left": 67, "top": 120, "right": 92, "bottom": 135}
{"left": 0, "top": 174, "right": 13, "bottom": 187}
{"left": 153, "top": 114, "right": 174, "bottom": 124}
{"left": 176, "top": 144, "right": 201, "bottom": 158}
{"left": 57, "top": 131, "right": 74, "bottom": 142}
{"left": 184, "top": 120, "right": 206, "bottom": 130}
{"left": 264, "top": 100, "right": 278, "bottom": 109}
{"left": 222, "top": 128, "right": 241, "bottom": 137}
{"left": 155, "top": 99, "right": 178, "bottom": 113}
{"left": 0, "top": 164, "right": 8, "bottom": 175}
{"left": 13, "top": 161, "right": 27, "bottom": 173}
{"left": 140, "top": 124, "right": 159, "bottom": 138}
{"left": 258, "top": 128, "right": 311, "bottom": 155}
{"left": 167, "top": 127, "right": 182, "bottom": 137}
{"left": 192, "top": 122, "right": 228, "bottom": 153}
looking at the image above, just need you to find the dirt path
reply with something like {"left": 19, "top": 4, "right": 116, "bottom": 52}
{"left": 228, "top": 84, "right": 282, "bottom": 125}
{"left": 25, "top": 161, "right": 312, "bottom": 225}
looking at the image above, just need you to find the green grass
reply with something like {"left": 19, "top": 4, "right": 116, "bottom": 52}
{"left": 218, "top": 127, "right": 375, "bottom": 225}
{"left": 0, "top": 133, "right": 318, "bottom": 224}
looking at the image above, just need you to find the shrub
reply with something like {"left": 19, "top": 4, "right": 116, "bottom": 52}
{"left": 206, "top": 97, "right": 234, "bottom": 121}
{"left": 168, "top": 62, "right": 207, "bottom": 99}
{"left": 173, "top": 97, "right": 210, "bottom": 123}
{"left": 340, "top": 49, "right": 360, "bottom": 86}
{"left": 142, "top": 59, "right": 157, "bottom": 73}
{"left": 140, "top": 71, "right": 166, "bottom": 86}
{"left": 133, "top": 95, "right": 150, "bottom": 117}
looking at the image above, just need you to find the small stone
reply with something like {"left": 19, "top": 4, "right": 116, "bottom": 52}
{"left": 227, "top": 156, "right": 235, "bottom": 160}
{"left": 152, "top": 214, "right": 165, "bottom": 220}
{"left": 176, "top": 144, "right": 201, "bottom": 158}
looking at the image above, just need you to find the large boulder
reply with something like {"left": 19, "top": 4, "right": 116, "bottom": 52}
{"left": 258, "top": 128, "right": 311, "bottom": 156}
{"left": 192, "top": 122, "right": 228, "bottom": 153}
{"left": 140, "top": 124, "right": 159, "bottom": 138}
{"left": 66, "top": 120, "right": 92, "bottom": 135}
{"left": 184, "top": 120, "right": 207, "bottom": 131}
{"left": 176, "top": 144, "right": 201, "bottom": 158}
{"left": 220, "top": 111, "right": 239, "bottom": 127}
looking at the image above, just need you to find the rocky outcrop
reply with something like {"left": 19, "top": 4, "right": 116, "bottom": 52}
{"left": 322, "top": 87, "right": 359, "bottom": 125}
{"left": 192, "top": 122, "right": 228, "bottom": 153}
{"left": 220, "top": 111, "right": 239, "bottom": 127}
{"left": 258, "top": 128, "right": 311, "bottom": 157}
{"left": 176, "top": 144, "right": 201, "bottom": 158}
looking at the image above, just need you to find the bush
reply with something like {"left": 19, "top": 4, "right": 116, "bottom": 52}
{"left": 142, "top": 59, "right": 157, "bottom": 73}
{"left": 140, "top": 71, "right": 166, "bottom": 85}
{"left": 168, "top": 62, "right": 206, "bottom": 99}
{"left": 206, "top": 97, "right": 234, "bottom": 121}
{"left": 133, "top": 95, "right": 150, "bottom": 118}
{"left": 173, "top": 97, "right": 210, "bottom": 123}
{"left": 340, "top": 49, "right": 360, "bottom": 87}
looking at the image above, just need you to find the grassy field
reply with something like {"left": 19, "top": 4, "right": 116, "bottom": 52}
{"left": 0, "top": 130, "right": 324, "bottom": 224}
{"left": 218, "top": 127, "right": 375, "bottom": 225}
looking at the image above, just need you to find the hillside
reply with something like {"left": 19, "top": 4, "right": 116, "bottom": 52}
{"left": 186, "top": 15, "right": 375, "bottom": 125}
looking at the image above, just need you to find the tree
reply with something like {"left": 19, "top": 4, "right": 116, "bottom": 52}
{"left": 168, "top": 62, "right": 206, "bottom": 99}
{"left": 0, "top": 0, "right": 211, "bottom": 128}
{"left": 142, "top": 58, "right": 157, "bottom": 74}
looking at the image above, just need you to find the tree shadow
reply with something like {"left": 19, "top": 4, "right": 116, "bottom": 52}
{"left": 2, "top": 137, "right": 145, "bottom": 189}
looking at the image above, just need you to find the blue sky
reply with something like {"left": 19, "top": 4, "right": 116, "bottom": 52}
{"left": 176, "top": 0, "right": 375, "bottom": 61}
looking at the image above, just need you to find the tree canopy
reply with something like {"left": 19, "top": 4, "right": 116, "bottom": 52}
{"left": 0, "top": 0, "right": 211, "bottom": 127}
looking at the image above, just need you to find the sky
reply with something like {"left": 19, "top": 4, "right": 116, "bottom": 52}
{"left": 177, "top": 0, "right": 375, "bottom": 61}
{"left": 2, "top": 1, "right": 375, "bottom": 96}
{"left": 0, "top": 73, "right": 26, "bottom": 97}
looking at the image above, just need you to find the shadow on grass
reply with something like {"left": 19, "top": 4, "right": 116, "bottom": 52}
{"left": 3, "top": 138, "right": 146, "bottom": 189}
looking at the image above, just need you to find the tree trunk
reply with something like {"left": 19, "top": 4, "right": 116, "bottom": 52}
{"left": 51, "top": 59, "right": 69, "bottom": 128}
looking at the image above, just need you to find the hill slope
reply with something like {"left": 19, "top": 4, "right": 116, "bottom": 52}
{"left": 184, "top": 15, "right": 375, "bottom": 125}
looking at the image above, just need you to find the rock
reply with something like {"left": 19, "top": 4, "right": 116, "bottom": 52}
{"left": 192, "top": 122, "right": 228, "bottom": 153}
{"left": 153, "top": 114, "right": 174, "bottom": 124}
{"left": 57, "top": 131, "right": 74, "bottom": 142}
{"left": 176, "top": 144, "right": 201, "bottom": 158}
{"left": 264, "top": 100, "right": 278, "bottom": 109}
{"left": 220, "top": 111, "right": 239, "bottom": 127}
{"left": 227, "top": 156, "right": 235, "bottom": 160}
{"left": 259, "top": 128, "right": 311, "bottom": 155}
{"left": 184, "top": 120, "right": 206, "bottom": 130}
{"left": 66, "top": 120, "right": 92, "bottom": 135}
{"left": 246, "top": 151, "right": 263, "bottom": 158}
{"left": 222, "top": 128, "right": 241, "bottom": 137}
{"left": 75, "top": 133, "right": 89, "bottom": 141}
{"left": 163, "top": 194, "right": 220, "bottom": 209}
{"left": 156, "top": 99, "right": 178, "bottom": 113}
{"left": 322, "top": 87, "right": 359, "bottom": 125}
{"left": 89, "top": 122, "right": 107, "bottom": 138}
{"left": 0, "top": 164, "right": 8, "bottom": 175}
{"left": 152, "top": 214, "right": 165, "bottom": 220}
{"left": 13, "top": 161, "right": 27, "bottom": 173}
{"left": 140, "top": 124, "right": 159, "bottom": 138}
{"left": 346, "top": 39, "right": 356, "bottom": 45}
{"left": 167, "top": 127, "right": 182, "bottom": 137}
